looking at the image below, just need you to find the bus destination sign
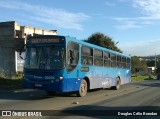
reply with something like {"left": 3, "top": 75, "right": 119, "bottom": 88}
{"left": 31, "top": 38, "right": 62, "bottom": 44}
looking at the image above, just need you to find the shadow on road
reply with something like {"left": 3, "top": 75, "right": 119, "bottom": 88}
{"left": 0, "top": 88, "right": 105, "bottom": 100}
{"left": 139, "top": 80, "right": 160, "bottom": 88}
{"left": 0, "top": 88, "right": 90, "bottom": 100}
{"left": 0, "top": 89, "right": 56, "bottom": 100}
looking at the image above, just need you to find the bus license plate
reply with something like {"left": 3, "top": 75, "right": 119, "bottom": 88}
{"left": 35, "top": 84, "right": 42, "bottom": 87}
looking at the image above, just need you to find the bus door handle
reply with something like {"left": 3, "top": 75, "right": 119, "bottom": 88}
{"left": 77, "top": 70, "right": 79, "bottom": 77}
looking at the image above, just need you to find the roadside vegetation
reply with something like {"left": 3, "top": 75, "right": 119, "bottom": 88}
{"left": 0, "top": 71, "right": 23, "bottom": 90}
{"left": 131, "top": 56, "right": 158, "bottom": 81}
{"left": 131, "top": 74, "right": 155, "bottom": 81}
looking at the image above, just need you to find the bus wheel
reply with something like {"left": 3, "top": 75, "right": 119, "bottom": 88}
{"left": 77, "top": 79, "right": 87, "bottom": 97}
{"left": 114, "top": 78, "right": 121, "bottom": 90}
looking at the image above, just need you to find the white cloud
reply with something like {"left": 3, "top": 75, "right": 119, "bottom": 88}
{"left": 113, "top": 0, "right": 160, "bottom": 30}
{"left": 0, "top": 0, "right": 89, "bottom": 30}
{"left": 133, "top": 0, "right": 160, "bottom": 18}
{"left": 115, "top": 20, "right": 141, "bottom": 30}
{"left": 105, "top": 1, "right": 116, "bottom": 7}
{"left": 119, "top": 39, "right": 160, "bottom": 56}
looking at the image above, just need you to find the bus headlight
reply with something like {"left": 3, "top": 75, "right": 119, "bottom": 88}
{"left": 59, "top": 75, "right": 63, "bottom": 80}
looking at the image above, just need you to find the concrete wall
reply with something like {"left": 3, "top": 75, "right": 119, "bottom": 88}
{"left": 43, "top": 30, "right": 57, "bottom": 35}
{"left": 0, "top": 22, "right": 14, "bottom": 40}
{"left": 0, "top": 47, "right": 15, "bottom": 76}
{"left": 21, "top": 26, "right": 57, "bottom": 37}
{"left": 0, "top": 21, "right": 16, "bottom": 76}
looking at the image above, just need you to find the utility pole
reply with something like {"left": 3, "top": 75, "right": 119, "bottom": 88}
{"left": 155, "top": 53, "right": 157, "bottom": 73}
{"left": 115, "top": 41, "right": 119, "bottom": 45}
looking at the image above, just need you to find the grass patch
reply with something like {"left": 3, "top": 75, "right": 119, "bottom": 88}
{"left": 0, "top": 78, "right": 23, "bottom": 90}
{"left": 131, "top": 75, "right": 151, "bottom": 81}
{"left": 0, "top": 72, "right": 23, "bottom": 90}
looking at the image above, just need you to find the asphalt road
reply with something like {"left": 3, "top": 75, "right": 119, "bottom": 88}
{"left": 0, "top": 79, "right": 160, "bottom": 119}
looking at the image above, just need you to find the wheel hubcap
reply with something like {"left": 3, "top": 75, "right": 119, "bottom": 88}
{"left": 81, "top": 83, "right": 86, "bottom": 94}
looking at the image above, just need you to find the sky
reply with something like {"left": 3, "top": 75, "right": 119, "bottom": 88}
{"left": 0, "top": 0, "right": 160, "bottom": 56}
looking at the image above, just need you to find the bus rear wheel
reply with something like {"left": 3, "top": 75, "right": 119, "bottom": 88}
{"left": 114, "top": 78, "right": 121, "bottom": 90}
{"left": 77, "top": 79, "right": 87, "bottom": 97}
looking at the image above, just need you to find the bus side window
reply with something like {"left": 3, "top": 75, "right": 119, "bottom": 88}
{"left": 81, "top": 45, "right": 93, "bottom": 65}
{"left": 82, "top": 58, "right": 87, "bottom": 64}
{"left": 67, "top": 42, "right": 79, "bottom": 72}
{"left": 104, "top": 52, "right": 110, "bottom": 67}
{"left": 110, "top": 54, "right": 116, "bottom": 67}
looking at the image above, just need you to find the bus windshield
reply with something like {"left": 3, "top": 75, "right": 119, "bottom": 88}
{"left": 24, "top": 46, "right": 65, "bottom": 70}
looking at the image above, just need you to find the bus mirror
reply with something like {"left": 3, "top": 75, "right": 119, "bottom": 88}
{"left": 69, "top": 50, "right": 74, "bottom": 60}
{"left": 19, "top": 45, "right": 26, "bottom": 60}
{"left": 68, "top": 50, "right": 74, "bottom": 65}
{"left": 19, "top": 52, "right": 24, "bottom": 59}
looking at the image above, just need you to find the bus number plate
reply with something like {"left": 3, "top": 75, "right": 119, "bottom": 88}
{"left": 35, "top": 84, "right": 42, "bottom": 87}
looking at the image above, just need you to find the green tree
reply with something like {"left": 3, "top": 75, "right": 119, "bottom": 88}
{"left": 155, "top": 59, "right": 160, "bottom": 73}
{"left": 131, "top": 56, "right": 148, "bottom": 74}
{"left": 147, "top": 60, "right": 155, "bottom": 67}
{"left": 84, "top": 32, "right": 122, "bottom": 53}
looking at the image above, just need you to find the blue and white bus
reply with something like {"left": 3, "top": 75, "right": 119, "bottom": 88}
{"left": 21, "top": 35, "right": 131, "bottom": 97}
